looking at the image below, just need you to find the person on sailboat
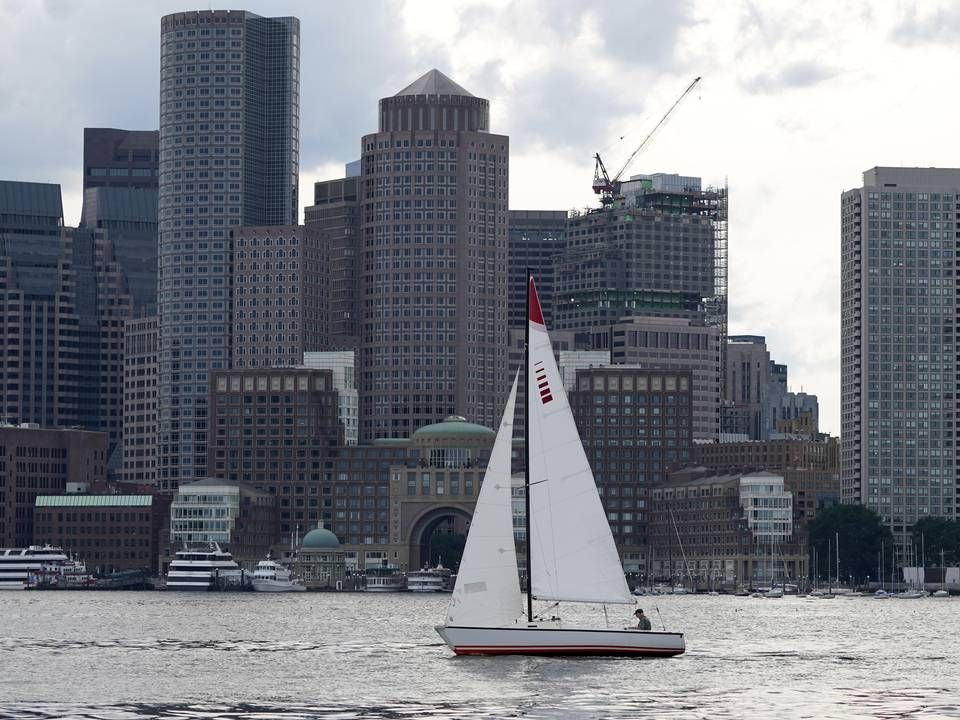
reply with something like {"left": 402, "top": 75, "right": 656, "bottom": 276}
{"left": 631, "top": 609, "right": 652, "bottom": 631}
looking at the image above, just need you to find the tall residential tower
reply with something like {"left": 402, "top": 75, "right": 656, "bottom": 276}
{"left": 841, "top": 167, "right": 958, "bottom": 547}
{"left": 157, "top": 10, "right": 300, "bottom": 490}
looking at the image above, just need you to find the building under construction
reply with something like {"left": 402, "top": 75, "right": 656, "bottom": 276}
{"left": 553, "top": 172, "right": 728, "bottom": 345}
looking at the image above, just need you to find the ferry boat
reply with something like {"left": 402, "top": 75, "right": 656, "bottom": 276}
{"left": 166, "top": 543, "right": 246, "bottom": 591}
{"left": 407, "top": 563, "right": 452, "bottom": 593}
{"left": 0, "top": 546, "right": 95, "bottom": 590}
{"left": 364, "top": 564, "right": 406, "bottom": 592}
{"left": 251, "top": 556, "right": 306, "bottom": 593}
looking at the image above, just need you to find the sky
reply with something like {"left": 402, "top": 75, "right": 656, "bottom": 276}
{"left": 3, "top": 0, "right": 959, "bottom": 436}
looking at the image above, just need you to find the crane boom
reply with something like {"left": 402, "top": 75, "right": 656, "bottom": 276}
{"left": 592, "top": 76, "right": 702, "bottom": 206}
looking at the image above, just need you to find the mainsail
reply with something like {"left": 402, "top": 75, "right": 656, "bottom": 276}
{"left": 526, "top": 278, "right": 634, "bottom": 605}
{"left": 445, "top": 372, "right": 523, "bottom": 627}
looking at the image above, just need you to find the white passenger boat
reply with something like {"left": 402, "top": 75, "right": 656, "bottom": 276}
{"left": 407, "top": 563, "right": 451, "bottom": 593}
{"left": 436, "top": 277, "right": 685, "bottom": 657}
{"left": 166, "top": 543, "right": 246, "bottom": 591}
{"left": 0, "top": 545, "right": 94, "bottom": 590}
{"left": 365, "top": 565, "right": 406, "bottom": 592}
{"left": 251, "top": 556, "right": 306, "bottom": 592}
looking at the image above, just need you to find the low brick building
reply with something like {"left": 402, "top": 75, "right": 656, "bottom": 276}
{"left": 0, "top": 424, "right": 108, "bottom": 547}
{"left": 32, "top": 494, "right": 161, "bottom": 574}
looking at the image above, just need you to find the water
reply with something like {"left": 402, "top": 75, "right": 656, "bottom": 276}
{"left": 1, "top": 592, "right": 958, "bottom": 719}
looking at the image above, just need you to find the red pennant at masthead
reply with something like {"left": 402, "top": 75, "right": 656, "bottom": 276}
{"left": 528, "top": 277, "right": 545, "bottom": 326}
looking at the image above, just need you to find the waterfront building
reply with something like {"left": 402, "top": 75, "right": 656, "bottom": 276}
{"left": 289, "top": 526, "right": 347, "bottom": 589}
{"left": 568, "top": 367, "right": 693, "bottom": 572}
{"left": 649, "top": 468, "right": 806, "bottom": 587}
{"left": 165, "top": 477, "right": 277, "bottom": 569}
{"left": 841, "top": 168, "right": 958, "bottom": 545}
{"left": 358, "top": 69, "right": 509, "bottom": 440}
{"left": 207, "top": 368, "right": 343, "bottom": 487}
{"left": 304, "top": 175, "right": 360, "bottom": 350}
{"left": 158, "top": 10, "right": 300, "bottom": 491}
{"left": 693, "top": 437, "right": 839, "bottom": 526}
{"left": 302, "top": 351, "right": 359, "bottom": 446}
{"left": 230, "top": 224, "right": 327, "bottom": 369}
{"left": 609, "top": 316, "right": 722, "bottom": 441}
{"left": 32, "top": 494, "right": 161, "bottom": 574}
{"left": 83, "top": 128, "right": 159, "bottom": 193}
{"left": 123, "top": 317, "right": 159, "bottom": 485}
{"left": 0, "top": 424, "right": 108, "bottom": 547}
{"left": 507, "top": 210, "right": 566, "bottom": 329}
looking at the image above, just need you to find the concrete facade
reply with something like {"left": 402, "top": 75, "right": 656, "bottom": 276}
{"left": 358, "top": 69, "right": 508, "bottom": 441}
{"left": 157, "top": 10, "right": 300, "bottom": 491}
{"left": 610, "top": 316, "right": 722, "bottom": 441}
{"left": 231, "top": 224, "right": 327, "bottom": 369}
{"left": 123, "top": 316, "right": 159, "bottom": 485}
{"left": 841, "top": 167, "right": 959, "bottom": 547}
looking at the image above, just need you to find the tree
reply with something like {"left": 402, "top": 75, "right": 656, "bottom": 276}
{"left": 808, "top": 504, "right": 893, "bottom": 584}
{"left": 912, "top": 517, "right": 960, "bottom": 566}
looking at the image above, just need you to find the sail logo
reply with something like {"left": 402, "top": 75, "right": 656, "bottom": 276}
{"left": 534, "top": 361, "right": 553, "bottom": 404}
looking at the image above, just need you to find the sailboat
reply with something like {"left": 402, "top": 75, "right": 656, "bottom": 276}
{"left": 436, "top": 277, "right": 685, "bottom": 657}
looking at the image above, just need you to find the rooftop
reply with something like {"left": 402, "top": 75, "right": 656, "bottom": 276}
{"left": 395, "top": 69, "right": 474, "bottom": 98}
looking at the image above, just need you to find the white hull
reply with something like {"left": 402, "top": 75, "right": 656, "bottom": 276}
{"left": 252, "top": 579, "right": 306, "bottom": 593}
{"left": 436, "top": 624, "right": 685, "bottom": 657}
{"left": 365, "top": 584, "right": 405, "bottom": 592}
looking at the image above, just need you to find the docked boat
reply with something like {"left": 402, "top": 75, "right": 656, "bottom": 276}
{"left": 765, "top": 587, "right": 784, "bottom": 598}
{"left": 166, "top": 543, "right": 246, "bottom": 591}
{"left": 436, "top": 278, "right": 685, "bottom": 657}
{"left": 0, "top": 546, "right": 95, "bottom": 590}
{"left": 251, "top": 556, "right": 306, "bottom": 592}
{"left": 365, "top": 564, "right": 406, "bottom": 592}
{"left": 407, "top": 563, "right": 451, "bottom": 593}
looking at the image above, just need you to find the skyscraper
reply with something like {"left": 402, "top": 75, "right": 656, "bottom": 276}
{"left": 554, "top": 174, "right": 727, "bottom": 338}
{"left": 358, "top": 69, "right": 508, "bottom": 440}
{"left": 83, "top": 128, "right": 160, "bottom": 193}
{"left": 507, "top": 210, "right": 566, "bottom": 329}
{"left": 157, "top": 10, "right": 300, "bottom": 491}
{"left": 305, "top": 175, "right": 360, "bottom": 350}
{"left": 841, "top": 167, "right": 958, "bottom": 547}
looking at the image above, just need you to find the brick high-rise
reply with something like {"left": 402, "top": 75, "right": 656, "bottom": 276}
{"left": 358, "top": 69, "right": 508, "bottom": 440}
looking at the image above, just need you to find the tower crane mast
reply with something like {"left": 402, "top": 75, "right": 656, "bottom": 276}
{"left": 592, "top": 76, "right": 701, "bottom": 206}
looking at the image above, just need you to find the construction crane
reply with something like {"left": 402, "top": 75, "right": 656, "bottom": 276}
{"left": 592, "top": 76, "right": 702, "bottom": 206}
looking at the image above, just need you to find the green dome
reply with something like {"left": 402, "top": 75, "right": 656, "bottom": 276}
{"left": 412, "top": 415, "right": 495, "bottom": 440}
{"left": 301, "top": 527, "right": 340, "bottom": 549}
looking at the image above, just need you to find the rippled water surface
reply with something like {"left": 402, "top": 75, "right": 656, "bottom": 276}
{"left": 1, "top": 592, "right": 959, "bottom": 718}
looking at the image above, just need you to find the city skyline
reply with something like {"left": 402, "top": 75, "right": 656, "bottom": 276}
{"left": 6, "top": 3, "right": 960, "bottom": 435}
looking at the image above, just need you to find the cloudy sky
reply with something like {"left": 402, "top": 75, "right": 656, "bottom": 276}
{"left": 2, "top": 0, "right": 958, "bottom": 434}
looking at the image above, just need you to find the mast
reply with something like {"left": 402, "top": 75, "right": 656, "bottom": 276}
{"left": 525, "top": 269, "right": 533, "bottom": 622}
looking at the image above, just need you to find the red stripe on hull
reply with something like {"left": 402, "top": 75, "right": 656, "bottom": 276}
{"left": 453, "top": 645, "right": 684, "bottom": 657}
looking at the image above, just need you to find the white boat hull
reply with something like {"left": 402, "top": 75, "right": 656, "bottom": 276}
{"left": 252, "top": 579, "right": 306, "bottom": 592}
{"left": 436, "top": 624, "right": 685, "bottom": 657}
